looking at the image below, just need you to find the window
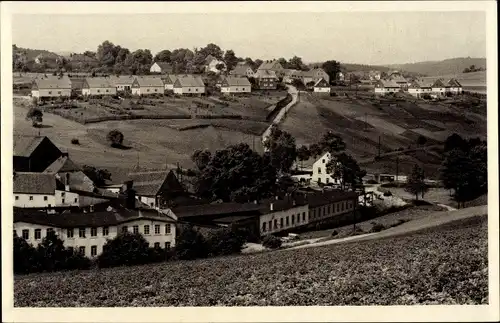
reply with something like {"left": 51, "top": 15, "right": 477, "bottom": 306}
{"left": 29, "top": 196, "right": 33, "bottom": 201}
{"left": 268, "top": 221, "right": 272, "bottom": 231}
{"left": 133, "top": 225, "right": 139, "bottom": 234}
{"left": 262, "top": 222, "right": 267, "bottom": 232}
{"left": 144, "top": 225, "right": 150, "bottom": 235}
{"left": 274, "top": 219, "right": 278, "bottom": 229}
{"left": 61, "top": 192, "right": 65, "bottom": 197}
{"left": 302, "top": 212, "right": 306, "bottom": 222}
{"left": 91, "top": 246, "right": 97, "bottom": 257}
{"left": 48, "top": 91, "right": 52, "bottom": 94}
{"left": 155, "top": 225, "right": 161, "bottom": 234}
{"left": 165, "top": 242, "right": 171, "bottom": 250}
{"left": 155, "top": 89, "right": 158, "bottom": 92}
{"left": 13, "top": 229, "right": 17, "bottom": 237}
{"left": 150, "top": 203, "right": 154, "bottom": 207}
{"left": 291, "top": 215, "right": 295, "bottom": 225}
{"left": 297, "top": 214, "right": 300, "bottom": 224}
{"left": 97, "top": 90, "right": 100, "bottom": 93}
{"left": 102, "top": 227, "right": 109, "bottom": 236}
{"left": 67, "top": 228, "right": 74, "bottom": 238}
{"left": 22, "top": 229, "right": 29, "bottom": 240}
{"left": 46, "top": 228, "right": 54, "bottom": 237}
{"left": 318, "top": 178, "right": 322, "bottom": 184}
{"left": 165, "top": 224, "right": 171, "bottom": 234}
{"left": 79, "top": 246, "right": 86, "bottom": 255}
{"left": 68, "top": 246, "right": 74, "bottom": 254}
{"left": 318, "top": 208, "right": 322, "bottom": 217}
{"left": 35, "top": 229, "right": 41, "bottom": 240}
{"left": 154, "top": 242, "right": 160, "bottom": 248}
{"left": 79, "top": 228, "right": 86, "bottom": 238}
{"left": 62, "top": 198, "right": 65, "bottom": 204}
{"left": 147, "top": 89, "right": 150, "bottom": 92}
{"left": 280, "top": 218, "right": 284, "bottom": 228}
{"left": 341, "top": 202, "right": 344, "bottom": 211}
{"left": 322, "top": 159, "right": 325, "bottom": 163}
{"left": 326, "top": 178, "right": 330, "bottom": 184}
{"left": 44, "top": 196, "right": 48, "bottom": 201}
{"left": 336, "top": 204, "right": 340, "bottom": 213}
{"left": 91, "top": 227, "right": 97, "bottom": 237}
{"left": 106, "top": 89, "right": 109, "bottom": 92}
{"left": 15, "top": 196, "right": 19, "bottom": 200}
{"left": 286, "top": 216, "right": 289, "bottom": 226}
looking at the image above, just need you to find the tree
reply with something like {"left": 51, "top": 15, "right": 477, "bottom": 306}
{"left": 35, "top": 231, "right": 70, "bottom": 272}
{"left": 97, "top": 231, "right": 151, "bottom": 268}
{"left": 322, "top": 60, "right": 341, "bottom": 84}
{"left": 444, "top": 133, "right": 467, "bottom": 152}
{"left": 175, "top": 225, "right": 209, "bottom": 260}
{"left": 417, "top": 135, "right": 427, "bottom": 146}
{"left": 308, "top": 143, "right": 323, "bottom": 159}
{"left": 26, "top": 107, "right": 43, "bottom": 127}
{"left": 327, "top": 152, "right": 366, "bottom": 190}
{"left": 82, "top": 165, "right": 112, "bottom": 186}
{"left": 263, "top": 125, "right": 297, "bottom": 175}
{"left": 14, "top": 235, "right": 39, "bottom": 274}
{"left": 277, "top": 58, "right": 288, "bottom": 69}
{"left": 223, "top": 50, "right": 239, "bottom": 71}
{"left": 254, "top": 59, "right": 263, "bottom": 70}
{"left": 192, "top": 149, "right": 212, "bottom": 171}
{"left": 296, "top": 145, "right": 311, "bottom": 168}
{"left": 405, "top": 164, "right": 428, "bottom": 200}
{"left": 97, "top": 40, "right": 119, "bottom": 68}
{"left": 287, "top": 56, "right": 304, "bottom": 70}
{"left": 244, "top": 57, "right": 256, "bottom": 70}
{"left": 206, "top": 228, "right": 246, "bottom": 257}
{"left": 319, "top": 131, "right": 346, "bottom": 155}
{"left": 154, "top": 49, "right": 172, "bottom": 63}
{"left": 215, "top": 63, "right": 226, "bottom": 73}
{"left": 106, "top": 129, "right": 124, "bottom": 147}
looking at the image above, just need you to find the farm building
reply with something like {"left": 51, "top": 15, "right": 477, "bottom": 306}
{"left": 283, "top": 69, "right": 302, "bottom": 84}
{"left": 109, "top": 75, "right": 136, "bottom": 93}
{"left": 446, "top": 78, "right": 463, "bottom": 94}
{"left": 257, "top": 60, "right": 285, "bottom": 78}
{"left": 302, "top": 190, "right": 358, "bottom": 228}
{"left": 229, "top": 63, "right": 255, "bottom": 78}
{"left": 82, "top": 77, "right": 117, "bottom": 96}
{"left": 173, "top": 74, "right": 206, "bottom": 95}
{"left": 374, "top": 79, "right": 400, "bottom": 94}
{"left": 220, "top": 76, "right": 252, "bottom": 94}
{"left": 127, "top": 170, "right": 186, "bottom": 209}
{"left": 431, "top": 79, "right": 448, "bottom": 96}
{"left": 162, "top": 74, "right": 178, "bottom": 91}
{"left": 13, "top": 196, "right": 177, "bottom": 259}
{"left": 408, "top": 79, "right": 434, "bottom": 97}
{"left": 150, "top": 62, "right": 173, "bottom": 74}
{"left": 14, "top": 135, "right": 63, "bottom": 172}
{"left": 31, "top": 75, "right": 72, "bottom": 99}
{"left": 131, "top": 76, "right": 165, "bottom": 96}
{"left": 301, "top": 67, "right": 330, "bottom": 85}
{"left": 311, "top": 152, "right": 341, "bottom": 186}
{"left": 253, "top": 69, "right": 278, "bottom": 90}
{"left": 205, "top": 55, "right": 226, "bottom": 74}
{"left": 313, "top": 78, "right": 331, "bottom": 93}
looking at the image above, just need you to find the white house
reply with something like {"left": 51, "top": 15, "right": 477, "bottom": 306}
{"left": 301, "top": 67, "right": 330, "bottom": 85}
{"left": 150, "top": 62, "right": 173, "bottom": 74}
{"left": 374, "top": 79, "right": 400, "bottom": 94}
{"left": 162, "top": 74, "right": 178, "bottom": 91}
{"left": 408, "top": 79, "right": 433, "bottom": 98}
{"left": 446, "top": 78, "right": 463, "bottom": 94}
{"left": 257, "top": 60, "right": 285, "bottom": 78}
{"left": 220, "top": 76, "right": 252, "bottom": 94}
{"left": 259, "top": 198, "right": 310, "bottom": 236}
{"left": 109, "top": 75, "right": 136, "bottom": 93}
{"left": 431, "top": 79, "right": 448, "bottom": 96}
{"left": 128, "top": 170, "right": 185, "bottom": 209}
{"left": 205, "top": 55, "right": 226, "bottom": 74}
{"left": 31, "top": 76, "right": 72, "bottom": 99}
{"left": 229, "top": 63, "right": 254, "bottom": 78}
{"left": 82, "top": 77, "right": 117, "bottom": 96}
{"left": 313, "top": 78, "right": 331, "bottom": 93}
{"left": 131, "top": 76, "right": 165, "bottom": 96}
{"left": 13, "top": 198, "right": 177, "bottom": 259}
{"left": 173, "top": 74, "right": 205, "bottom": 95}
{"left": 311, "top": 152, "right": 341, "bottom": 186}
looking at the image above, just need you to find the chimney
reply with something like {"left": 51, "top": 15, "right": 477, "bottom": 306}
{"left": 65, "top": 173, "right": 70, "bottom": 192}
{"left": 124, "top": 181, "right": 136, "bottom": 209}
{"left": 270, "top": 202, "right": 274, "bottom": 211}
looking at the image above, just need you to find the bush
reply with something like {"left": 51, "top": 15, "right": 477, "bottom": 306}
{"left": 331, "top": 230, "right": 339, "bottom": 237}
{"left": 383, "top": 190, "right": 393, "bottom": 197}
{"left": 106, "top": 129, "right": 124, "bottom": 147}
{"left": 206, "top": 228, "right": 246, "bottom": 257}
{"left": 370, "top": 223, "right": 386, "bottom": 233}
{"left": 71, "top": 138, "right": 80, "bottom": 145}
{"left": 262, "top": 235, "right": 282, "bottom": 249}
{"left": 97, "top": 232, "right": 151, "bottom": 268}
{"left": 175, "top": 225, "right": 209, "bottom": 260}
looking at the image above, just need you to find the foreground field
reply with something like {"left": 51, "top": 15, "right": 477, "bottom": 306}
{"left": 15, "top": 214, "right": 488, "bottom": 306}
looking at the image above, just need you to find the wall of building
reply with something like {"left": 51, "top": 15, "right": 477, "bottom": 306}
{"left": 173, "top": 86, "right": 205, "bottom": 95}
{"left": 33, "top": 88, "right": 72, "bottom": 98}
{"left": 150, "top": 64, "right": 161, "bottom": 73}
{"left": 14, "top": 193, "right": 56, "bottom": 208}
{"left": 55, "top": 190, "right": 79, "bottom": 207}
{"left": 221, "top": 86, "right": 251, "bottom": 93}
{"left": 82, "top": 87, "right": 117, "bottom": 96}
{"left": 309, "top": 198, "right": 356, "bottom": 225}
{"left": 311, "top": 153, "right": 341, "bottom": 185}
{"left": 138, "top": 195, "right": 157, "bottom": 208}
{"left": 120, "top": 219, "right": 176, "bottom": 248}
{"left": 259, "top": 204, "right": 309, "bottom": 236}
{"left": 314, "top": 87, "right": 330, "bottom": 93}
{"left": 132, "top": 86, "right": 164, "bottom": 95}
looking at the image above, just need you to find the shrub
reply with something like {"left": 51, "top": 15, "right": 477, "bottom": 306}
{"left": 206, "top": 228, "right": 246, "bottom": 257}
{"left": 331, "top": 230, "right": 339, "bottom": 237}
{"left": 106, "top": 129, "right": 124, "bottom": 147}
{"left": 370, "top": 223, "right": 386, "bottom": 233}
{"left": 97, "top": 232, "right": 151, "bottom": 268}
{"left": 383, "top": 190, "right": 393, "bottom": 197}
{"left": 262, "top": 235, "right": 282, "bottom": 249}
{"left": 71, "top": 138, "right": 80, "bottom": 145}
{"left": 175, "top": 225, "right": 209, "bottom": 260}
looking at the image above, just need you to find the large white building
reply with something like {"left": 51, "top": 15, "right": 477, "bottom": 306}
{"left": 220, "top": 76, "right": 252, "bottom": 94}
{"left": 173, "top": 74, "right": 206, "bottom": 95}
{"left": 82, "top": 77, "right": 117, "bottom": 96}
{"left": 31, "top": 76, "right": 72, "bottom": 99}
{"left": 311, "top": 152, "right": 341, "bottom": 186}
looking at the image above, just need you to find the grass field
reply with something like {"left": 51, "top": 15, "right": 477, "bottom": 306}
{"left": 14, "top": 214, "right": 488, "bottom": 306}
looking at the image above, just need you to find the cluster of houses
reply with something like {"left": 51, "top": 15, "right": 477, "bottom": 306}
{"left": 374, "top": 71, "right": 463, "bottom": 98}
{"left": 13, "top": 135, "right": 359, "bottom": 258}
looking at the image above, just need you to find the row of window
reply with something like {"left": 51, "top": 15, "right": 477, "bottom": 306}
{"left": 310, "top": 201, "right": 353, "bottom": 219}
{"left": 262, "top": 212, "right": 307, "bottom": 232}
{"left": 93, "top": 89, "right": 111, "bottom": 93}
{"left": 14, "top": 194, "right": 77, "bottom": 204}
{"left": 71, "top": 242, "right": 172, "bottom": 257}
{"left": 47, "top": 91, "right": 63, "bottom": 95}
{"left": 123, "top": 224, "right": 172, "bottom": 235}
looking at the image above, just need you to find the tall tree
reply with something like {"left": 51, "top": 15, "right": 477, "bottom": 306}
{"left": 223, "top": 50, "right": 239, "bottom": 71}
{"left": 263, "top": 125, "right": 297, "bottom": 175}
{"left": 254, "top": 59, "right": 264, "bottom": 70}
{"left": 405, "top": 164, "right": 428, "bottom": 200}
{"left": 287, "top": 56, "right": 304, "bottom": 70}
{"left": 192, "top": 149, "right": 212, "bottom": 171}
{"left": 277, "top": 58, "right": 288, "bottom": 69}
{"left": 97, "top": 40, "right": 118, "bottom": 67}
{"left": 154, "top": 50, "right": 172, "bottom": 63}
{"left": 327, "top": 152, "right": 366, "bottom": 191}
{"left": 319, "top": 131, "right": 346, "bottom": 155}
{"left": 322, "top": 60, "right": 341, "bottom": 84}
{"left": 296, "top": 145, "right": 311, "bottom": 168}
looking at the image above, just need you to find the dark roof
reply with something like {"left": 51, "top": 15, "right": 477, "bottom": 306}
{"left": 57, "top": 171, "right": 95, "bottom": 192}
{"left": 128, "top": 170, "right": 183, "bottom": 197}
{"left": 301, "top": 190, "right": 358, "bottom": 208}
{"left": 13, "top": 136, "right": 54, "bottom": 157}
{"left": 44, "top": 156, "right": 81, "bottom": 173}
{"left": 33, "top": 76, "right": 72, "bottom": 89}
{"left": 212, "top": 215, "right": 259, "bottom": 224}
{"left": 154, "top": 62, "right": 173, "bottom": 72}
{"left": 259, "top": 196, "right": 308, "bottom": 214}
{"left": 173, "top": 202, "right": 263, "bottom": 218}
{"left": 13, "top": 172, "right": 57, "bottom": 194}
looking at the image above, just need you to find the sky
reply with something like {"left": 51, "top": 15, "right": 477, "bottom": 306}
{"left": 12, "top": 12, "right": 486, "bottom": 65}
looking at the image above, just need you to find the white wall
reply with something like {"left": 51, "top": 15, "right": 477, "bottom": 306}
{"left": 259, "top": 204, "right": 309, "bottom": 236}
{"left": 138, "top": 195, "right": 156, "bottom": 208}
{"left": 309, "top": 199, "right": 356, "bottom": 223}
{"left": 55, "top": 190, "right": 79, "bottom": 207}
{"left": 132, "top": 86, "right": 164, "bottom": 96}
{"left": 221, "top": 86, "right": 251, "bottom": 93}
{"left": 173, "top": 86, "right": 205, "bottom": 95}
{"left": 14, "top": 193, "right": 56, "bottom": 208}
{"left": 311, "top": 153, "right": 340, "bottom": 185}
{"left": 150, "top": 63, "right": 161, "bottom": 73}
{"left": 314, "top": 87, "right": 330, "bottom": 93}
{"left": 121, "top": 219, "right": 176, "bottom": 248}
{"left": 82, "top": 87, "right": 117, "bottom": 96}
{"left": 32, "top": 88, "right": 71, "bottom": 98}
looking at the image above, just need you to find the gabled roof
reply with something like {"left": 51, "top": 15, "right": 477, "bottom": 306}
{"left": 283, "top": 69, "right": 300, "bottom": 77}
{"left": 173, "top": 202, "right": 263, "bottom": 218}
{"left": 128, "top": 170, "right": 184, "bottom": 197}
{"left": 302, "top": 68, "right": 327, "bottom": 78}
{"left": 109, "top": 75, "right": 136, "bottom": 86}
{"left": 230, "top": 64, "right": 254, "bottom": 75}
{"left": 431, "top": 79, "right": 447, "bottom": 88}
{"left": 205, "top": 54, "right": 216, "bottom": 64}
{"left": 222, "top": 76, "right": 251, "bottom": 87}
{"left": 84, "top": 77, "right": 115, "bottom": 88}
{"left": 388, "top": 74, "right": 408, "bottom": 83}
{"left": 257, "top": 60, "right": 283, "bottom": 71}
{"left": 44, "top": 155, "right": 81, "bottom": 173}
{"left": 376, "top": 79, "right": 400, "bottom": 88}
{"left": 153, "top": 62, "right": 173, "bottom": 71}
{"left": 174, "top": 74, "right": 205, "bottom": 88}
{"left": 14, "top": 136, "right": 59, "bottom": 158}
{"left": 409, "top": 79, "right": 434, "bottom": 88}
{"left": 446, "top": 78, "right": 462, "bottom": 87}
{"left": 253, "top": 69, "right": 278, "bottom": 79}
{"left": 13, "top": 172, "right": 58, "bottom": 194}
{"left": 57, "top": 171, "right": 95, "bottom": 192}
{"left": 163, "top": 74, "right": 178, "bottom": 84}
{"left": 314, "top": 78, "right": 330, "bottom": 87}
{"left": 134, "top": 76, "right": 165, "bottom": 87}
{"left": 32, "top": 76, "right": 72, "bottom": 89}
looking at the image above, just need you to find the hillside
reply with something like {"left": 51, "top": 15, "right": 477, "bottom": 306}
{"left": 13, "top": 45, "right": 59, "bottom": 61}
{"left": 385, "top": 57, "right": 486, "bottom": 76}
{"left": 341, "top": 63, "right": 391, "bottom": 73}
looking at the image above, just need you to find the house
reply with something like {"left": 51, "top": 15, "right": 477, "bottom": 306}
{"left": 302, "top": 189, "right": 358, "bottom": 227}
{"left": 446, "top": 78, "right": 463, "bottom": 94}
{"left": 150, "top": 62, "right": 174, "bottom": 74}
{"left": 131, "top": 76, "right": 165, "bottom": 96}
{"left": 431, "top": 79, "right": 448, "bottom": 96}
{"left": 220, "top": 76, "right": 252, "bottom": 94}
{"left": 336, "top": 71, "right": 345, "bottom": 82}
{"left": 408, "top": 79, "right": 434, "bottom": 98}
{"left": 69, "top": 77, "right": 85, "bottom": 96}
{"left": 205, "top": 55, "right": 226, "bottom": 74}
{"left": 229, "top": 63, "right": 254, "bottom": 78}
{"left": 34, "top": 52, "right": 61, "bottom": 65}
{"left": 43, "top": 155, "right": 96, "bottom": 194}
{"left": 257, "top": 60, "right": 285, "bottom": 78}
{"left": 31, "top": 76, "right": 72, "bottom": 99}
{"left": 82, "top": 77, "right": 117, "bottom": 96}
{"left": 311, "top": 152, "right": 341, "bottom": 186}
{"left": 14, "top": 135, "right": 63, "bottom": 172}
{"left": 387, "top": 72, "right": 409, "bottom": 90}
{"left": 258, "top": 196, "right": 309, "bottom": 236}
{"left": 374, "top": 79, "right": 400, "bottom": 94}
{"left": 301, "top": 67, "right": 330, "bottom": 85}
{"left": 283, "top": 69, "right": 302, "bottom": 84}
{"left": 109, "top": 75, "right": 136, "bottom": 93}
{"left": 127, "top": 170, "right": 186, "bottom": 209}
{"left": 313, "top": 78, "right": 331, "bottom": 93}
{"left": 13, "top": 172, "right": 80, "bottom": 208}
{"left": 162, "top": 74, "right": 178, "bottom": 91}
{"left": 253, "top": 69, "right": 278, "bottom": 90}
{"left": 173, "top": 74, "right": 206, "bottom": 95}
{"left": 13, "top": 193, "right": 177, "bottom": 258}
{"left": 368, "top": 70, "right": 382, "bottom": 81}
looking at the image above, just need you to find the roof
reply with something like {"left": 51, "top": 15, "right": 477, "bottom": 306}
{"left": 212, "top": 215, "right": 259, "bottom": 224}
{"left": 253, "top": 69, "right": 278, "bottom": 79}
{"left": 128, "top": 170, "right": 183, "bottom": 197}
{"left": 388, "top": 74, "right": 408, "bottom": 83}
{"left": 174, "top": 74, "right": 205, "bottom": 88}
{"left": 134, "top": 76, "right": 165, "bottom": 87}
{"left": 283, "top": 69, "right": 300, "bottom": 77}
{"left": 70, "top": 78, "right": 86, "bottom": 90}
{"left": 259, "top": 196, "right": 308, "bottom": 214}
{"left": 44, "top": 156, "right": 81, "bottom": 173}
{"left": 173, "top": 202, "right": 263, "bottom": 218}
{"left": 13, "top": 172, "right": 58, "bottom": 194}
{"left": 377, "top": 79, "right": 400, "bottom": 88}
{"left": 446, "top": 78, "right": 462, "bottom": 87}
{"left": 109, "top": 75, "right": 136, "bottom": 86}
{"left": 301, "top": 190, "right": 358, "bottom": 208}
{"left": 163, "top": 74, "right": 178, "bottom": 84}
{"left": 230, "top": 64, "right": 253, "bottom": 75}
{"left": 410, "top": 79, "right": 434, "bottom": 88}
{"left": 13, "top": 200, "right": 175, "bottom": 228}
{"left": 222, "top": 76, "right": 251, "bottom": 87}
{"left": 84, "top": 77, "right": 115, "bottom": 88}
{"left": 257, "top": 60, "right": 282, "bottom": 71}
{"left": 314, "top": 78, "right": 330, "bottom": 87}
{"left": 13, "top": 136, "right": 58, "bottom": 157}
{"left": 301, "top": 68, "right": 327, "bottom": 78}
{"left": 153, "top": 62, "right": 173, "bottom": 71}
{"left": 57, "top": 171, "right": 95, "bottom": 192}
{"left": 431, "top": 79, "right": 447, "bottom": 88}
{"left": 33, "top": 76, "right": 72, "bottom": 89}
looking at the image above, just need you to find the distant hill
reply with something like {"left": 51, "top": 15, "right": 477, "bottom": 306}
{"left": 340, "top": 63, "right": 391, "bottom": 73}
{"left": 384, "top": 57, "right": 486, "bottom": 76}
{"left": 13, "top": 45, "right": 60, "bottom": 61}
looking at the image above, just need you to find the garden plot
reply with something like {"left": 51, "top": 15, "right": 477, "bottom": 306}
{"left": 355, "top": 115, "right": 406, "bottom": 136}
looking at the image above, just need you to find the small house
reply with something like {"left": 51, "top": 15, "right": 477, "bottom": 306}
{"left": 313, "top": 78, "right": 331, "bottom": 93}
{"left": 229, "top": 63, "right": 255, "bottom": 78}
{"left": 82, "top": 77, "right": 117, "bottom": 96}
{"left": 301, "top": 67, "right": 330, "bottom": 85}
{"left": 31, "top": 76, "right": 72, "bottom": 99}
{"left": 127, "top": 170, "right": 185, "bottom": 209}
{"left": 257, "top": 60, "right": 285, "bottom": 78}
{"left": 162, "top": 74, "right": 178, "bottom": 91}
{"left": 253, "top": 69, "right": 278, "bottom": 90}
{"left": 150, "top": 62, "right": 173, "bottom": 74}
{"left": 109, "top": 75, "right": 136, "bottom": 93}
{"left": 131, "top": 76, "right": 165, "bottom": 96}
{"left": 446, "top": 78, "right": 463, "bottom": 94}
{"left": 173, "top": 75, "right": 206, "bottom": 95}
{"left": 14, "top": 135, "right": 63, "bottom": 172}
{"left": 220, "top": 76, "right": 252, "bottom": 94}
{"left": 408, "top": 79, "right": 433, "bottom": 98}
{"left": 374, "top": 79, "right": 400, "bottom": 94}
{"left": 311, "top": 152, "right": 341, "bottom": 186}
{"left": 205, "top": 55, "right": 226, "bottom": 74}
{"left": 431, "top": 79, "right": 448, "bottom": 96}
